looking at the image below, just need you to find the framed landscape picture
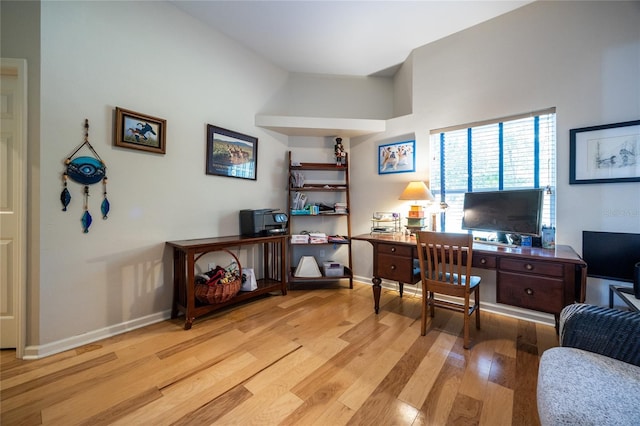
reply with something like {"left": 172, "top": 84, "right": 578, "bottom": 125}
{"left": 206, "top": 125, "right": 258, "bottom": 180}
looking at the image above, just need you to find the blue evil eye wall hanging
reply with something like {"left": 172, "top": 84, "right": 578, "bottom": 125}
{"left": 66, "top": 156, "right": 106, "bottom": 185}
{"left": 61, "top": 119, "right": 110, "bottom": 233}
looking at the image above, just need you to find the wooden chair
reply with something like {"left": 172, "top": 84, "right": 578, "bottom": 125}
{"left": 415, "top": 231, "right": 481, "bottom": 349}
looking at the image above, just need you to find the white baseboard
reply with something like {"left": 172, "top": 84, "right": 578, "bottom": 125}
{"left": 353, "top": 275, "right": 555, "bottom": 327}
{"left": 23, "top": 310, "right": 172, "bottom": 360}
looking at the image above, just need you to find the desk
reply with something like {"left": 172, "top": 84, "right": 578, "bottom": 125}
{"left": 167, "top": 234, "right": 287, "bottom": 329}
{"left": 352, "top": 234, "right": 587, "bottom": 324}
{"left": 609, "top": 285, "right": 640, "bottom": 312}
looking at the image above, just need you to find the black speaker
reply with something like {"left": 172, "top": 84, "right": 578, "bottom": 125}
{"left": 634, "top": 262, "right": 640, "bottom": 299}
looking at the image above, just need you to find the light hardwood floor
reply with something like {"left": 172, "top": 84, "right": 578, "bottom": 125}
{"left": 1, "top": 282, "right": 557, "bottom": 425}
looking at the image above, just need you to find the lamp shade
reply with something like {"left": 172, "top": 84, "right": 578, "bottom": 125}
{"left": 399, "top": 181, "right": 435, "bottom": 202}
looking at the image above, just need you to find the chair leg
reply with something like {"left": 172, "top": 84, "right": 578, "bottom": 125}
{"left": 463, "top": 308, "right": 470, "bottom": 349}
{"left": 475, "top": 287, "right": 481, "bottom": 330}
{"left": 429, "top": 292, "right": 435, "bottom": 318}
{"left": 421, "top": 294, "right": 428, "bottom": 336}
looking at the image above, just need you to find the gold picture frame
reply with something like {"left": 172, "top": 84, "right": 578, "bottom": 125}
{"left": 114, "top": 107, "right": 166, "bottom": 154}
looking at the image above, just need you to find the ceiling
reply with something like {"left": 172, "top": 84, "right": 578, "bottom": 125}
{"left": 171, "top": 1, "right": 533, "bottom": 77}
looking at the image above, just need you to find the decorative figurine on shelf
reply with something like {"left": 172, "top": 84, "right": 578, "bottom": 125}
{"left": 334, "top": 137, "right": 346, "bottom": 166}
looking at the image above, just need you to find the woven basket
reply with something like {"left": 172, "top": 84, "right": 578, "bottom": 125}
{"left": 194, "top": 249, "right": 242, "bottom": 305}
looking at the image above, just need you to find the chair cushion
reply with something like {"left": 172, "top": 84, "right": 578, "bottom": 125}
{"left": 443, "top": 272, "right": 481, "bottom": 288}
{"left": 537, "top": 347, "right": 640, "bottom": 426}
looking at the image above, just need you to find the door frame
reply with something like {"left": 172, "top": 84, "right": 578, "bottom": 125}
{"left": 1, "top": 57, "right": 28, "bottom": 358}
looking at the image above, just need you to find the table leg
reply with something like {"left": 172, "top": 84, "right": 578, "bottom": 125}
{"left": 399, "top": 282, "right": 404, "bottom": 297}
{"left": 372, "top": 276, "right": 382, "bottom": 314}
{"left": 609, "top": 285, "right": 614, "bottom": 308}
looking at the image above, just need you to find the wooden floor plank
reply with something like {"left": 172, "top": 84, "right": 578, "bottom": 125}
{"left": 415, "top": 336, "right": 467, "bottom": 425}
{"left": 0, "top": 283, "right": 554, "bottom": 426}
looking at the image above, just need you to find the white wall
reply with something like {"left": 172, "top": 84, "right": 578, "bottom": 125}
{"left": 259, "top": 72, "right": 395, "bottom": 119}
{"left": 35, "top": 1, "right": 290, "bottom": 353}
{"left": 350, "top": 1, "right": 640, "bottom": 309}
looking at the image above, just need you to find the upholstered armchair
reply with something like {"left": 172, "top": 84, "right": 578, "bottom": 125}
{"left": 537, "top": 304, "right": 640, "bottom": 425}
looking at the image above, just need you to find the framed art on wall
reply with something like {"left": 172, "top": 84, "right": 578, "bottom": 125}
{"left": 378, "top": 140, "right": 415, "bottom": 174}
{"left": 570, "top": 120, "right": 640, "bottom": 184}
{"left": 114, "top": 107, "right": 166, "bottom": 154}
{"left": 206, "top": 125, "right": 258, "bottom": 180}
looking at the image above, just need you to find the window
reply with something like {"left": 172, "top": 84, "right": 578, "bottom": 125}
{"left": 430, "top": 109, "right": 556, "bottom": 235}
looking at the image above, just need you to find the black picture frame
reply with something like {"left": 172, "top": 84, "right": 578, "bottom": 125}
{"left": 114, "top": 107, "right": 166, "bottom": 154}
{"left": 570, "top": 119, "right": 640, "bottom": 184}
{"left": 206, "top": 125, "right": 258, "bottom": 180}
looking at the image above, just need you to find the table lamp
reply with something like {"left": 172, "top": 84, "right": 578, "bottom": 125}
{"left": 399, "top": 181, "right": 435, "bottom": 233}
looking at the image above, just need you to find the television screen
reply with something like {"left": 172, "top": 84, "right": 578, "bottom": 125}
{"left": 461, "top": 189, "right": 544, "bottom": 236}
{"left": 583, "top": 231, "right": 640, "bottom": 283}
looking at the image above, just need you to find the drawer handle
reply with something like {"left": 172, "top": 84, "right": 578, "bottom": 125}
{"left": 525, "top": 288, "right": 534, "bottom": 296}
{"left": 391, "top": 247, "right": 396, "bottom": 252}
{"left": 525, "top": 263, "right": 534, "bottom": 271}
{"left": 390, "top": 265, "right": 396, "bottom": 270}
{"left": 480, "top": 258, "right": 487, "bottom": 264}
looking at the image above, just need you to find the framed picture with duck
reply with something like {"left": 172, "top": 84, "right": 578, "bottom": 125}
{"left": 114, "top": 107, "right": 166, "bottom": 154}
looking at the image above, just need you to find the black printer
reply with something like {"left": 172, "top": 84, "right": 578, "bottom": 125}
{"left": 239, "top": 209, "right": 288, "bottom": 236}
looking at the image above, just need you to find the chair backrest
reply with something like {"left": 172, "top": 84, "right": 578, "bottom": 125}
{"left": 415, "top": 231, "right": 474, "bottom": 295}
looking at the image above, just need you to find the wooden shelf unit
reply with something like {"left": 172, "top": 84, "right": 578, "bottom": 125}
{"left": 287, "top": 151, "right": 353, "bottom": 288}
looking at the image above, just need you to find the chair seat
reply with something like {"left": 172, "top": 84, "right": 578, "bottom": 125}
{"left": 538, "top": 347, "right": 640, "bottom": 425}
{"left": 425, "top": 272, "right": 481, "bottom": 288}
{"left": 443, "top": 272, "right": 481, "bottom": 288}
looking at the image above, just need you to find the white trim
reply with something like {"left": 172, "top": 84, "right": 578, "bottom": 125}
{"left": 0, "top": 58, "right": 28, "bottom": 358}
{"left": 22, "top": 310, "right": 172, "bottom": 360}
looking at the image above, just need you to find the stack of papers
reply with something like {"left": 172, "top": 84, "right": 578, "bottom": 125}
{"left": 309, "top": 232, "right": 328, "bottom": 244}
{"left": 291, "top": 234, "right": 310, "bottom": 244}
{"left": 290, "top": 172, "right": 305, "bottom": 188}
{"left": 292, "top": 192, "right": 307, "bottom": 210}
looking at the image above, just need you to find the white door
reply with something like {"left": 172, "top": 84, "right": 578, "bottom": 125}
{"left": 0, "top": 58, "right": 27, "bottom": 355}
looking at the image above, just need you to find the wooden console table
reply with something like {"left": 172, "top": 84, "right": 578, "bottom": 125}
{"left": 167, "top": 234, "right": 287, "bottom": 329}
{"left": 352, "top": 233, "right": 587, "bottom": 326}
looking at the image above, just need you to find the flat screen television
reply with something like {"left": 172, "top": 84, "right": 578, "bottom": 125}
{"left": 582, "top": 231, "right": 640, "bottom": 283}
{"left": 461, "top": 189, "right": 544, "bottom": 236}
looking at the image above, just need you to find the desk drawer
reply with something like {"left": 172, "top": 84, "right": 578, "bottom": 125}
{"left": 497, "top": 271, "right": 564, "bottom": 314}
{"left": 500, "top": 258, "right": 564, "bottom": 277}
{"left": 377, "top": 253, "right": 416, "bottom": 283}
{"left": 378, "top": 243, "right": 414, "bottom": 257}
{"left": 472, "top": 254, "right": 496, "bottom": 269}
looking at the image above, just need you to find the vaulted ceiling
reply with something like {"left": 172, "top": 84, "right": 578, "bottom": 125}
{"left": 171, "top": 1, "right": 533, "bottom": 77}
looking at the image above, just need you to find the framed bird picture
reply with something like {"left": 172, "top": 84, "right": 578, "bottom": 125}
{"left": 114, "top": 107, "right": 167, "bottom": 154}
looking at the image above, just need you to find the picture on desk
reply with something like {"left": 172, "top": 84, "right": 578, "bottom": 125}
{"left": 378, "top": 140, "right": 415, "bottom": 174}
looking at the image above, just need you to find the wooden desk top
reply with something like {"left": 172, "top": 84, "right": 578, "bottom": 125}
{"left": 352, "top": 233, "right": 586, "bottom": 265}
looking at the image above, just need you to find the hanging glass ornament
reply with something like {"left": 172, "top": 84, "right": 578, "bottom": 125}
{"left": 101, "top": 177, "right": 110, "bottom": 219}
{"left": 60, "top": 173, "right": 71, "bottom": 211}
{"left": 61, "top": 119, "right": 110, "bottom": 233}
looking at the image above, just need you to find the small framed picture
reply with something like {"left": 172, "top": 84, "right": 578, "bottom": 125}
{"left": 206, "top": 125, "right": 258, "bottom": 180}
{"left": 570, "top": 120, "right": 640, "bottom": 184}
{"left": 378, "top": 140, "right": 416, "bottom": 174}
{"left": 114, "top": 107, "right": 166, "bottom": 154}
